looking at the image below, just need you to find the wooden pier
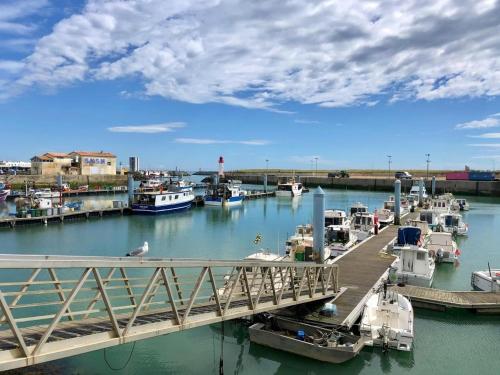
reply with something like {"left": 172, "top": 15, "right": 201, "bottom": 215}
{"left": 244, "top": 191, "right": 275, "bottom": 200}
{"left": 0, "top": 207, "right": 131, "bottom": 229}
{"left": 278, "top": 213, "right": 416, "bottom": 328}
{"left": 393, "top": 285, "right": 500, "bottom": 313}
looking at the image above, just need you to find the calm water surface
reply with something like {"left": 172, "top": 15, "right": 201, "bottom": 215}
{"left": 2, "top": 187, "right": 500, "bottom": 374}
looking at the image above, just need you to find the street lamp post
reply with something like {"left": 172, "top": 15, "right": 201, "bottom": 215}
{"left": 265, "top": 159, "right": 269, "bottom": 173}
{"left": 314, "top": 157, "right": 319, "bottom": 177}
{"left": 425, "top": 153, "right": 431, "bottom": 180}
{"left": 387, "top": 155, "right": 392, "bottom": 177}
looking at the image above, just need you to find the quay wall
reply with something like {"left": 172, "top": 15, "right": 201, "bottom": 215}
{"left": 1, "top": 174, "right": 128, "bottom": 188}
{"left": 226, "top": 173, "right": 500, "bottom": 196}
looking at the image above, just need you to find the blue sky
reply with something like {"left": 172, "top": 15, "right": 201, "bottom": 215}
{"left": 2, "top": 0, "right": 500, "bottom": 171}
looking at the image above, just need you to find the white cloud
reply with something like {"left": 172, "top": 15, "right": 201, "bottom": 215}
{"left": 471, "top": 154, "right": 500, "bottom": 159}
{"left": 175, "top": 138, "right": 270, "bottom": 145}
{"left": 108, "top": 122, "right": 185, "bottom": 133}
{"left": 3, "top": 1, "right": 500, "bottom": 109}
{"left": 0, "top": 0, "right": 48, "bottom": 34}
{"left": 468, "top": 143, "right": 500, "bottom": 148}
{"left": 468, "top": 132, "right": 500, "bottom": 138}
{"left": 0, "top": 60, "right": 24, "bottom": 73}
{"left": 455, "top": 113, "right": 500, "bottom": 130}
{"left": 294, "top": 119, "right": 321, "bottom": 124}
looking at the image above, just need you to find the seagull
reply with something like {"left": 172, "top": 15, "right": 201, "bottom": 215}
{"left": 126, "top": 241, "right": 149, "bottom": 257}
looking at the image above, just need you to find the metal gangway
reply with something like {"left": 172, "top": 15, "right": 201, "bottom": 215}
{"left": 0, "top": 254, "right": 339, "bottom": 371}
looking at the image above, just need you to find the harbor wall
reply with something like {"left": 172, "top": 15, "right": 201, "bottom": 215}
{"left": 1, "top": 174, "right": 128, "bottom": 188}
{"left": 226, "top": 174, "right": 500, "bottom": 196}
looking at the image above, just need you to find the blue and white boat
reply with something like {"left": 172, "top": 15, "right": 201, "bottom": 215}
{"left": 132, "top": 186, "right": 194, "bottom": 214}
{"left": 204, "top": 180, "right": 244, "bottom": 207}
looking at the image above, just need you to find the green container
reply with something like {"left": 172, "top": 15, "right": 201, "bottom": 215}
{"left": 295, "top": 252, "right": 305, "bottom": 261}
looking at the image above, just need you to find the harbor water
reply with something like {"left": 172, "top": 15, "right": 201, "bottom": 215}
{"left": 1, "top": 187, "right": 500, "bottom": 374}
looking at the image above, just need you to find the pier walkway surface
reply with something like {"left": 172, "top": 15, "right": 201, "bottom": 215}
{"left": 279, "top": 213, "right": 416, "bottom": 328}
{"left": 393, "top": 285, "right": 500, "bottom": 313}
{"left": 0, "top": 255, "right": 338, "bottom": 371}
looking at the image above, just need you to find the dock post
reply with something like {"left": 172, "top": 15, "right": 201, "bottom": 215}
{"left": 263, "top": 174, "right": 268, "bottom": 192}
{"left": 394, "top": 179, "right": 401, "bottom": 225}
{"left": 127, "top": 174, "right": 134, "bottom": 207}
{"left": 418, "top": 178, "right": 424, "bottom": 207}
{"left": 313, "top": 186, "right": 325, "bottom": 263}
{"left": 431, "top": 176, "right": 436, "bottom": 198}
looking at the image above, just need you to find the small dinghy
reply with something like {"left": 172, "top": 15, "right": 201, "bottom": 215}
{"left": 471, "top": 265, "right": 500, "bottom": 292}
{"left": 249, "top": 315, "right": 364, "bottom": 363}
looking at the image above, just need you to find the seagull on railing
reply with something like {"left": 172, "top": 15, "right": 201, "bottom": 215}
{"left": 126, "top": 241, "right": 149, "bottom": 257}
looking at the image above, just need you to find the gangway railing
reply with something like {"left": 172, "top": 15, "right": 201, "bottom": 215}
{"left": 0, "top": 254, "right": 339, "bottom": 370}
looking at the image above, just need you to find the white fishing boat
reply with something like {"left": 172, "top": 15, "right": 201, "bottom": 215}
{"left": 390, "top": 227, "right": 435, "bottom": 287}
{"left": 351, "top": 212, "right": 378, "bottom": 242}
{"left": 324, "top": 209, "right": 351, "bottom": 227}
{"left": 275, "top": 179, "right": 303, "bottom": 197}
{"left": 204, "top": 180, "right": 244, "bottom": 206}
{"left": 325, "top": 224, "right": 357, "bottom": 257}
{"left": 425, "top": 232, "right": 460, "bottom": 263}
{"left": 471, "top": 268, "right": 500, "bottom": 292}
{"left": 439, "top": 212, "right": 468, "bottom": 236}
{"left": 360, "top": 286, "right": 414, "bottom": 352}
{"left": 451, "top": 198, "right": 470, "bottom": 211}
{"left": 132, "top": 186, "right": 194, "bottom": 214}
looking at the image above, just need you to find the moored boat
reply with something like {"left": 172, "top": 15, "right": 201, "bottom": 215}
{"left": 425, "top": 232, "right": 460, "bottom": 263}
{"left": 275, "top": 178, "right": 303, "bottom": 197}
{"left": 360, "top": 286, "right": 414, "bottom": 352}
{"left": 132, "top": 186, "right": 194, "bottom": 214}
{"left": 249, "top": 316, "right": 364, "bottom": 363}
{"left": 204, "top": 180, "right": 244, "bottom": 206}
{"left": 438, "top": 212, "right": 468, "bottom": 236}
{"left": 471, "top": 267, "right": 500, "bottom": 292}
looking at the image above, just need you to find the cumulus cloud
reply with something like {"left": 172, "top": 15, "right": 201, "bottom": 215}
{"left": 175, "top": 138, "right": 270, "bottom": 145}
{"left": 455, "top": 113, "right": 500, "bottom": 129}
{"left": 3, "top": 0, "right": 500, "bottom": 108}
{"left": 108, "top": 122, "right": 185, "bottom": 133}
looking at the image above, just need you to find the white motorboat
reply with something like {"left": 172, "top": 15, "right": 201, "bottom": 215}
{"left": 132, "top": 186, "right": 194, "bottom": 214}
{"left": 376, "top": 208, "right": 394, "bottom": 228}
{"left": 390, "top": 227, "right": 435, "bottom": 287}
{"left": 407, "top": 219, "right": 432, "bottom": 237}
{"left": 325, "top": 224, "right": 357, "bottom": 257}
{"left": 324, "top": 209, "right": 351, "bottom": 227}
{"left": 204, "top": 180, "right": 244, "bottom": 206}
{"left": 33, "top": 188, "right": 60, "bottom": 199}
{"left": 276, "top": 179, "right": 303, "bottom": 197}
{"left": 351, "top": 212, "right": 378, "bottom": 242}
{"left": 451, "top": 198, "right": 470, "bottom": 211}
{"left": 360, "top": 286, "right": 414, "bottom": 352}
{"left": 419, "top": 210, "right": 440, "bottom": 229}
{"left": 471, "top": 268, "right": 500, "bottom": 292}
{"left": 430, "top": 198, "right": 450, "bottom": 213}
{"left": 408, "top": 183, "right": 428, "bottom": 201}
{"left": 425, "top": 232, "right": 460, "bottom": 263}
{"left": 285, "top": 224, "right": 333, "bottom": 262}
{"left": 438, "top": 212, "right": 468, "bottom": 236}
{"left": 138, "top": 178, "right": 163, "bottom": 190}
{"left": 349, "top": 202, "right": 368, "bottom": 217}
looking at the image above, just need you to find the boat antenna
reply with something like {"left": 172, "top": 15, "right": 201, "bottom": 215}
{"left": 488, "top": 262, "right": 492, "bottom": 278}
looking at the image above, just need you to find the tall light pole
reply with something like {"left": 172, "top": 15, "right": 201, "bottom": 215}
{"left": 311, "top": 159, "right": 314, "bottom": 174}
{"left": 425, "top": 153, "right": 431, "bottom": 181}
{"left": 387, "top": 155, "right": 392, "bottom": 177}
{"left": 265, "top": 159, "right": 269, "bottom": 172}
{"left": 314, "top": 157, "right": 319, "bottom": 176}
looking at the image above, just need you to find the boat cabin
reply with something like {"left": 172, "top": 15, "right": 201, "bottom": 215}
{"left": 326, "top": 225, "right": 351, "bottom": 245}
{"left": 419, "top": 210, "right": 439, "bottom": 226}
{"left": 324, "top": 209, "right": 349, "bottom": 226}
{"left": 350, "top": 203, "right": 368, "bottom": 216}
{"left": 396, "top": 226, "right": 422, "bottom": 246}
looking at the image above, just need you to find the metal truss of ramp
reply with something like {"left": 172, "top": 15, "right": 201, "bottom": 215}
{"left": 0, "top": 254, "right": 338, "bottom": 371}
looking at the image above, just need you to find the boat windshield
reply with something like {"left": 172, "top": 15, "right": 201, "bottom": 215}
{"left": 327, "top": 228, "right": 350, "bottom": 244}
{"left": 325, "top": 216, "right": 344, "bottom": 226}
{"left": 444, "top": 215, "right": 460, "bottom": 226}
{"left": 278, "top": 185, "right": 293, "bottom": 191}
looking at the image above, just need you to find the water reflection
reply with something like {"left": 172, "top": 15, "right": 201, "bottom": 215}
{"left": 205, "top": 205, "right": 244, "bottom": 225}
{"left": 276, "top": 196, "right": 301, "bottom": 214}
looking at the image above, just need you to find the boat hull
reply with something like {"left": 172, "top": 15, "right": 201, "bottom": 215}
{"left": 131, "top": 200, "right": 193, "bottom": 214}
{"left": 204, "top": 196, "right": 243, "bottom": 206}
{"left": 471, "top": 271, "right": 500, "bottom": 292}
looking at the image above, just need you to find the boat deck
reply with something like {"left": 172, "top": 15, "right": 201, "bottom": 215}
{"left": 393, "top": 285, "right": 500, "bottom": 313}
